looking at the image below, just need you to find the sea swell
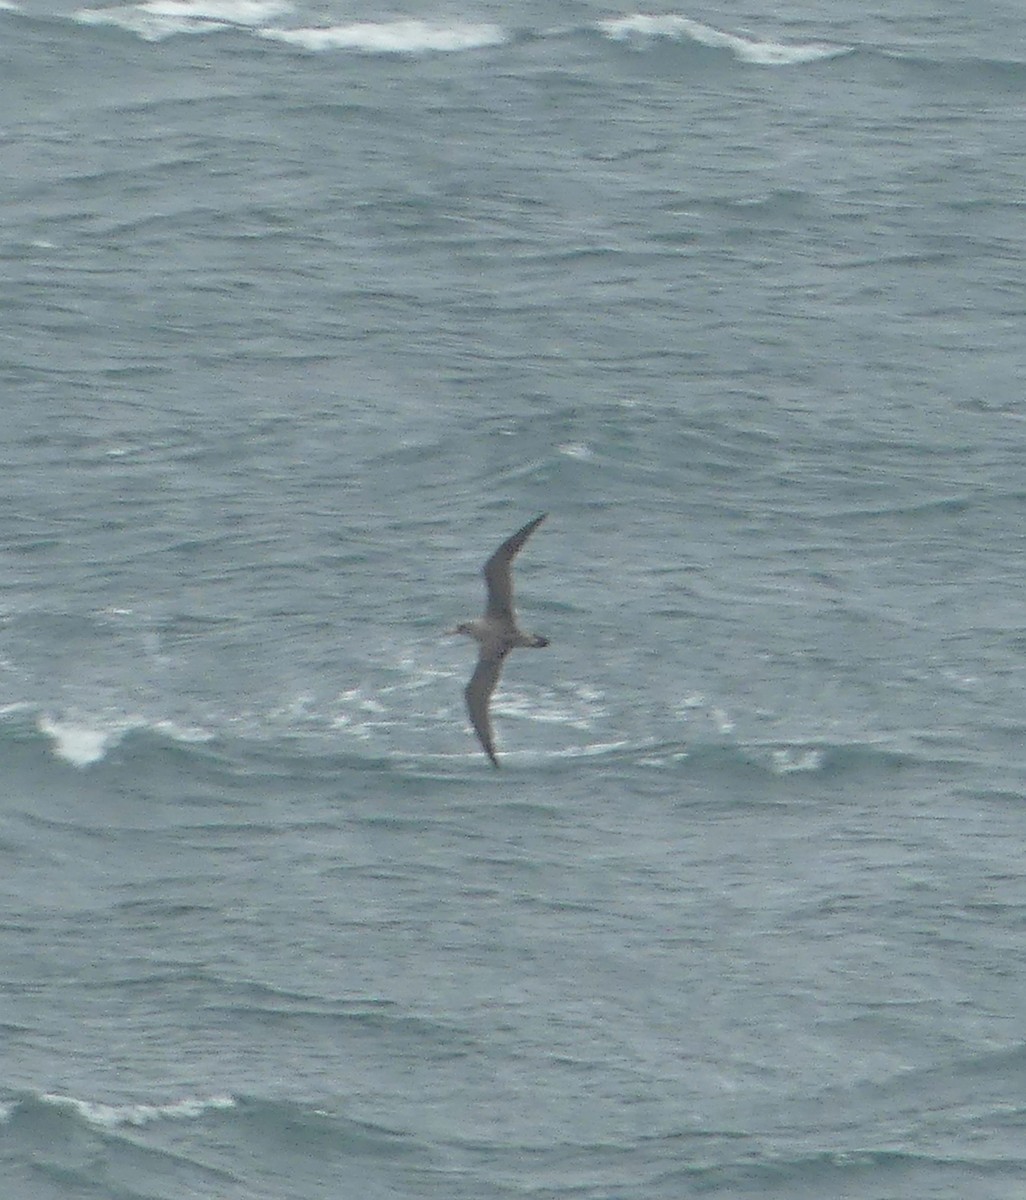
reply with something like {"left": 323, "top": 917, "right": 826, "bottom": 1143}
{"left": 5, "top": 1079, "right": 1023, "bottom": 1200}
{"left": 0, "top": 700, "right": 987, "bottom": 790}
{"left": 4, "top": 0, "right": 1024, "bottom": 107}
{"left": 0, "top": 1090, "right": 425, "bottom": 1199}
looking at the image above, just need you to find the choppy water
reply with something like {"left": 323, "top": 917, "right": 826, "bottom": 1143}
{"left": 3, "top": 0, "right": 1026, "bottom": 1196}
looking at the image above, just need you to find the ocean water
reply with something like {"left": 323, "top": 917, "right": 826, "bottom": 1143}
{"left": 3, "top": 0, "right": 1026, "bottom": 1195}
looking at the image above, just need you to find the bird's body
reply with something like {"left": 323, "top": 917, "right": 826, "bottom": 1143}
{"left": 452, "top": 513, "right": 549, "bottom": 767}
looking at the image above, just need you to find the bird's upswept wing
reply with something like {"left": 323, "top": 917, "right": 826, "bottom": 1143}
{"left": 483, "top": 513, "right": 547, "bottom": 620}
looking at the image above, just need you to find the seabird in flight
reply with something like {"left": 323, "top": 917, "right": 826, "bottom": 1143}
{"left": 450, "top": 513, "right": 550, "bottom": 767}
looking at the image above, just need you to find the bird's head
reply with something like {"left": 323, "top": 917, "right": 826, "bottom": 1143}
{"left": 447, "top": 622, "right": 474, "bottom": 638}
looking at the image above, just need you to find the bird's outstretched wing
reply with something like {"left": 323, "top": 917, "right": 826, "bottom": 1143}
{"left": 483, "top": 513, "right": 547, "bottom": 620}
{"left": 464, "top": 651, "right": 507, "bottom": 768}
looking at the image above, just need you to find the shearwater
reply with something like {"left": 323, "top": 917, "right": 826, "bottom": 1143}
{"left": 450, "top": 514, "right": 550, "bottom": 767}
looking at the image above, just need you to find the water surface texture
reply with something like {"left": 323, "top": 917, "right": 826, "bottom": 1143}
{"left": 3, "top": 1, "right": 1026, "bottom": 1196}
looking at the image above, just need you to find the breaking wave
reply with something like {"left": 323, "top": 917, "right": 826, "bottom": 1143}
{"left": 56, "top": 1, "right": 848, "bottom": 65}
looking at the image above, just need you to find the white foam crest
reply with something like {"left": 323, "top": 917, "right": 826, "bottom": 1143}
{"left": 39, "top": 1093, "right": 236, "bottom": 1129}
{"left": 598, "top": 14, "right": 845, "bottom": 66}
{"left": 74, "top": 0, "right": 287, "bottom": 38}
{"left": 494, "top": 682, "right": 608, "bottom": 732}
{"left": 37, "top": 713, "right": 214, "bottom": 766}
{"left": 38, "top": 715, "right": 125, "bottom": 767}
{"left": 552, "top": 737, "right": 638, "bottom": 759}
{"left": 74, "top": 3, "right": 228, "bottom": 39}
{"left": 259, "top": 19, "right": 506, "bottom": 55}
{"left": 151, "top": 718, "right": 216, "bottom": 744}
{"left": 770, "top": 747, "right": 824, "bottom": 774}
{"left": 141, "top": 0, "right": 289, "bottom": 26}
